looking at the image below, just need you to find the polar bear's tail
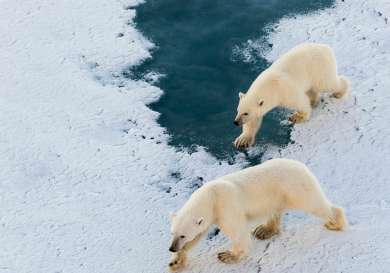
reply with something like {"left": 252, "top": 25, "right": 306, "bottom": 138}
{"left": 325, "top": 205, "right": 348, "bottom": 231}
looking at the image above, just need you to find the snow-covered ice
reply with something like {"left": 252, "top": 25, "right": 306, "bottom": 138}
{"left": 0, "top": 0, "right": 389, "bottom": 272}
{"left": 0, "top": 1, "right": 242, "bottom": 272}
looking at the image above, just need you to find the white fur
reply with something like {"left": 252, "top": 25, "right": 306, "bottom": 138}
{"left": 234, "top": 43, "right": 350, "bottom": 148}
{"left": 168, "top": 158, "right": 347, "bottom": 270}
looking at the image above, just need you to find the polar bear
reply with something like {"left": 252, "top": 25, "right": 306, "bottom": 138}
{"left": 168, "top": 158, "right": 347, "bottom": 271}
{"left": 233, "top": 43, "right": 349, "bottom": 148}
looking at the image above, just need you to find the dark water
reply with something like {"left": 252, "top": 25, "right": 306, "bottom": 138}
{"left": 128, "top": 0, "right": 334, "bottom": 160}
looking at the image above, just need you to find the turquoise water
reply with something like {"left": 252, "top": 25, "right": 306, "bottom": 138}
{"left": 129, "top": 0, "right": 334, "bottom": 160}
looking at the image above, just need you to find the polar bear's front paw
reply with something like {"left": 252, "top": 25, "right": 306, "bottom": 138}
{"left": 217, "top": 251, "right": 239, "bottom": 264}
{"left": 234, "top": 134, "right": 255, "bottom": 149}
{"left": 289, "top": 112, "right": 309, "bottom": 124}
{"left": 168, "top": 254, "right": 187, "bottom": 272}
{"left": 253, "top": 225, "right": 279, "bottom": 240}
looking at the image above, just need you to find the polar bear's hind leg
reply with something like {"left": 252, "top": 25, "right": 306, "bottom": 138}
{"left": 289, "top": 93, "right": 312, "bottom": 123}
{"left": 309, "top": 204, "right": 347, "bottom": 231}
{"left": 324, "top": 206, "right": 347, "bottom": 231}
{"left": 331, "top": 75, "right": 349, "bottom": 99}
{"left": 289, "top": 111, "right": 310, "bottom": 123}
{"left": 306, "top": 89, "right": 320, "bottom": 107}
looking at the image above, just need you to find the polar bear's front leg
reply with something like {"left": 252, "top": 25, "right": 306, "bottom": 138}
{"left": 253, "top": 214, "right": 281, "bottom": 240}
{"left": 217, "top": 250, "right": 239, "bottom": 264}
{"left": 234, "top": 133, "right": 255, "bottom": 149}
{"left": 217, "top": 211, "right": 251, "bottom": 264}
{"left": 234, "top": 118, "right": 261, "bottom": 148}
{"left": 217, "top": 232, "right": 251, "bottom": 264}
{"left": 217, "top": 234, "right": 251, "bottom": 264}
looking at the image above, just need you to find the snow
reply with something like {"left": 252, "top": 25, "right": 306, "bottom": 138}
{"left": 0, "top": 1, "right": 242, "bottom": 272}
{"left": 1, "top": 0, "right": 389, "bottom": 272}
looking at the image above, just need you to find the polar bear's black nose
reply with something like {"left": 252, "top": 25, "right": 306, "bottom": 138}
{"left": 169, "top": 238, "right": 179, "bottom": 252}
{"left": 234, "top": 120, "right": 239, "bottom": 126}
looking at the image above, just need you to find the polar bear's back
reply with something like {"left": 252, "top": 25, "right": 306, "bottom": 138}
{"left": 214, "top": 159, "right": 328, "bottom": 216}
{"left": 270, "top": 43, "right": 338, "bottom": 91}
{"left": 272, "top": 43, "right": 334, "bottom": 71}
{"left": 221, "top": 158, "right": 313, "bottom": 185}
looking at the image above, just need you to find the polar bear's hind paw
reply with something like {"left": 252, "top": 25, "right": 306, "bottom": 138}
{"left": 289, "top": 111, "right": 309, "bottom": 123}
{"left": 324, "top": 206, "right": 347, "bottom": 231}
{"left": 331, "top": 76, "right": 349, "bottom": 99}
{"left": 331, "top": 91, "right": 346, "bottom": 99}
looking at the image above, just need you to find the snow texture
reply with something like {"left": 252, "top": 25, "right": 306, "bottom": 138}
{"left": 0, "top": 0, "right": 389, "bottom": 272}
{"left": 0, "top": 1, "right": 242, "bottom": 272}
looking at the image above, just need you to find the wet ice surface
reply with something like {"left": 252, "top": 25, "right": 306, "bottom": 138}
{"left": 0, "top": 0, "right": 390, "bottom": 272}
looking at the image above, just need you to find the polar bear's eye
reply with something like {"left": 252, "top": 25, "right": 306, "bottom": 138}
{"left": 243, "top": 113, "right": 249, "bottom": 116}
{"left": 180, "top": 235, "right": 185, "bottom": 239}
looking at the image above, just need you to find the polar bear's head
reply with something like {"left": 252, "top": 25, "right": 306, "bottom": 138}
{"left": 169, "top": 185, "right": 216, "bottom": 252}
{"left": 234, "top": 77, "right": 281, "bottom": 127}
{"left": 169, "top": 212, "right": 206, "bottom": 252}
{"left": 234, "top": 91, "right": 273, "bottom": 127}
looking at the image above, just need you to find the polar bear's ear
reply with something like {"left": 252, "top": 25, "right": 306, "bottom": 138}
{"left": 258, "top": 100, "right": 264, "bottom": 106}
{"left": 196, "top": 217, "right": 204, "bottom": 225}
{"left": 238, "top": 92, "right": 245, "bottom": 99}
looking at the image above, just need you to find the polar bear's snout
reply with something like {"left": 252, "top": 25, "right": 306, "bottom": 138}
{"left": 234, "top": 115, "right": 243, "bottom": 126}
{"left": 169, "top": 237, "right": 181, "bottom": 252}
